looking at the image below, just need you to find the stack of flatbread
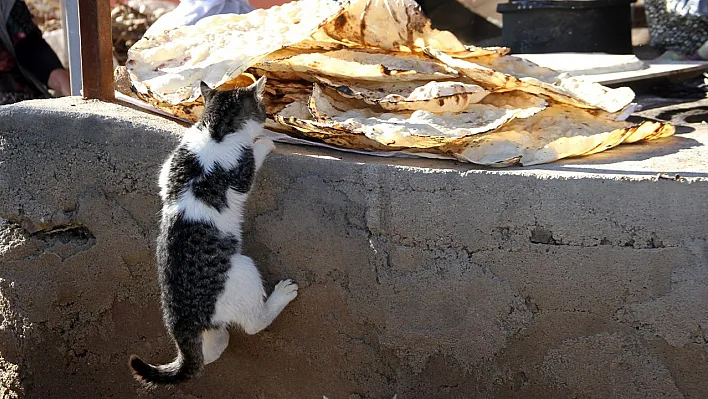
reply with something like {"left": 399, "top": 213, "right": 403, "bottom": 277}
{"left": 124, "top": 0, "right": 674, "bottom": 166}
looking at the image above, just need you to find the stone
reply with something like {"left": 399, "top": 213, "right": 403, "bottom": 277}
{"left": 0, "top": 97, "right": 707, "bottom": 398}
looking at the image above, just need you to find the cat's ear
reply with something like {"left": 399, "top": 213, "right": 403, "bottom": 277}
{"left": 200, "top": 81, "right": 214, "bottom": 101}
{"left": 251, "top": 76, "right": 266, "bottom": 102}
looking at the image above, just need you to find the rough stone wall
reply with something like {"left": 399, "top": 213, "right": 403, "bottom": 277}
{"left": 0, "top": 98, "right": 707, "bottom": 398}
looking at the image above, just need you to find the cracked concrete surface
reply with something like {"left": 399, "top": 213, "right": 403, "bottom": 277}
{"left": 0, "top": 97, "right": 707, "bottom": 398}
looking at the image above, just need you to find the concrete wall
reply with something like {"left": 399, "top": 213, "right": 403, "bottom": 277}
{"left": 1, "top": 98, "right": 707, "bottom": 399}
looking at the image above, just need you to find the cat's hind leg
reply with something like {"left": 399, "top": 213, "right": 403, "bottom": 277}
{"left": 260, "top": 279, "right": 298, "bottom": 329}
{"left": 202, "top": 327, "right": 230, "bottom": 365}
{"left": 211, "top": 254, "right": 298, "bottom": 335}
{"left": 242, "top": 278, "right": 298, "bottom": 334}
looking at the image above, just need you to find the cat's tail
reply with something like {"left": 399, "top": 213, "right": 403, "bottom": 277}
{"left": 129, "top": 335, "right": 203, "bottom": 385}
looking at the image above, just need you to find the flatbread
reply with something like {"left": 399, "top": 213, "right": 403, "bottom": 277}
{"left": 259, "top": 50, "right": 459, "bottom": 81}
{"left": 314, "top": 76, "right": 490, "bottom": 112}
{"left": 425, "top": 47, "right": 635, "bottom": 113}
{"left": 295, "top": 84, "right": 545, "bottom": 148}
{"left": 275, "top": 110, "right": 394, "bottom": 151}
{"left": 473, "top": 55, "right": 560, "bottom": 82}
{"left": 127, "top": 0, "right": 346, "bottom": 104}
{"left": 125, "top": 0, "right": 673, "bottom": 167}
{"left": 479, "top": 91, "right": 548, "bottom": 110}
{"left": 216, "top": 73, "right": 256, "bottom": 90}
{"left": 423, "top": 47, "right": 522, "bottom": 91}
{"left": 443, "top": 105, "right": 675, "bottom": 166}
{"left": 291, "top": 0, "right": 509, "bottom": 57}
{"left": 318, "top": 0, "right": 467, "bottom": 53}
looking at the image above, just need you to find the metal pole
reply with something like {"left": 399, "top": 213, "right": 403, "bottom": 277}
{"left": 63, "top": 0, "right": 83, "bottom": 96}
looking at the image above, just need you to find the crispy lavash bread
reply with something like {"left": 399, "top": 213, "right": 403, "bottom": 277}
{"left": 273, "top": 86, "right": 673, "bottom": 166}
{"left": 472, "top": 54, "right": 560, "bottom": 82}
{"left": 127, "top": 73, "right": 260, "bottom": 122}
{"left": 424, "top": 47, "right": 635, "bottom": 113}
{"left": 125, "top": 0, "right": 500, "bottom": 106}
{"left": 259, "top": 50, "right": 459, "bottom": 82}
{"left": 301, "top": 0, "right": 465, "bottom": 53}
{"left": 282, "top": 84, "right": 546, "bottom": 148}
{"left": 124, "top": 0, "right": 675, "bottom": 167}
{"left": 480, "top": 91, "right": 548, "bottom": 110}
{"left": 441, "top": 105, "right": 676, "bottom": 166}
{"left": 127, "top": 0, "right": 347, "bottom": 105}
{"left": 313, "top": 76, "right": 490, "bottom": 113}
{"left": 288, "top": 0, "right": 509, "bottom": 59}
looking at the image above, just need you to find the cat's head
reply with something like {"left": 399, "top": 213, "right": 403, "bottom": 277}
{"left": 197, "top": 76, "right": 267, "bottom": 142}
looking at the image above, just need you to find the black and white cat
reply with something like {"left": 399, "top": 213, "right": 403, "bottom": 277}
{"left": 130, "top": 77, "right": 298, "bottom": 385}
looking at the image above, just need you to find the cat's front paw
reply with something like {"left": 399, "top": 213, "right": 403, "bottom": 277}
{"left": 254, "top": 137, "right": 276, "bottom": 153}
{"left": 253, "top": 138, "right": 276, "bottom": 169}
{"left": 272, "top": 279, "right": 298, "bottom": 304}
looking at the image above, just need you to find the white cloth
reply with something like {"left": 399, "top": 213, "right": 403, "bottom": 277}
{"left": 144, "top": 0, "right": 254, "bottom": 36}
{"left": 666, "top": 0, "right": 708, "bottom": 17}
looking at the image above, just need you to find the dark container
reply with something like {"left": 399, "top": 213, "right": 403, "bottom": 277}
{"left": 497, "top": 0, "right": 636, "bottom": 54}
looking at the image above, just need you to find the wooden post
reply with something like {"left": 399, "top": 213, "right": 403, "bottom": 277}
{"left": 78, "top": 0, "right": 114, "bottom": 101}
